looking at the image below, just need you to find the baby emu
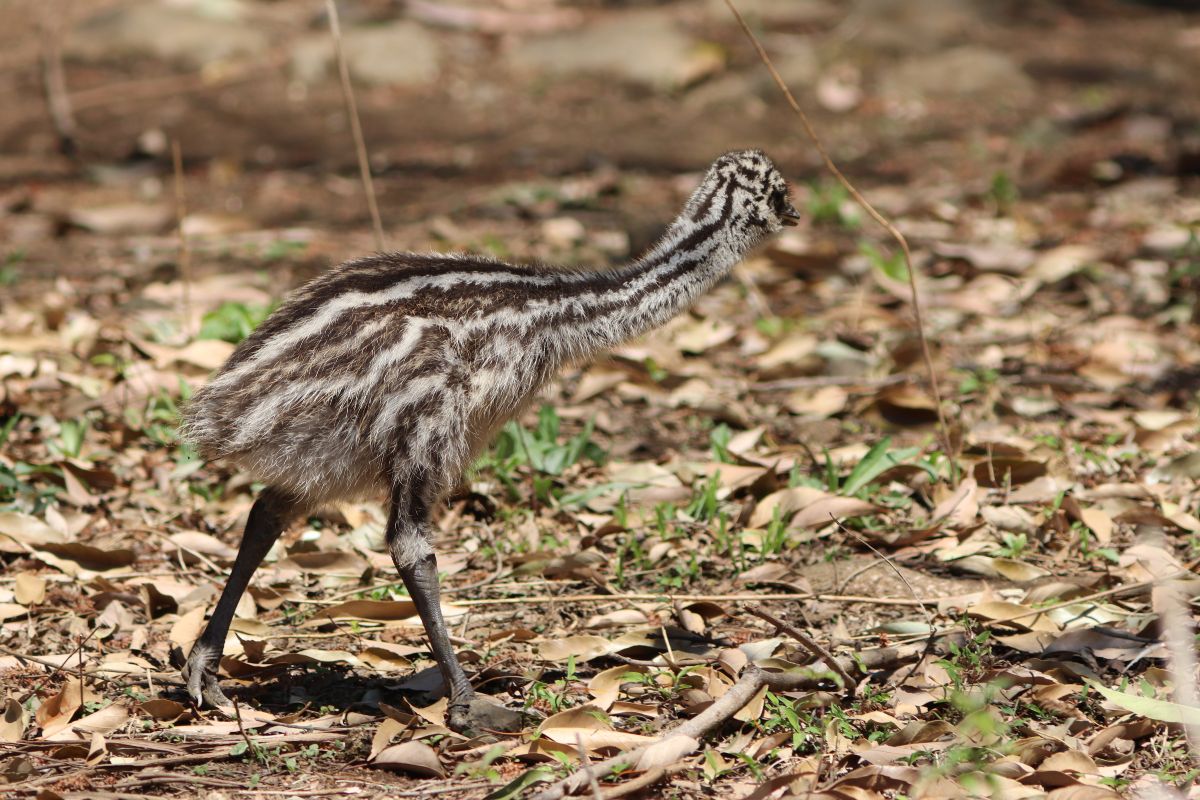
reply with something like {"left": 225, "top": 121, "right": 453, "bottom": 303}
{"left": 181, "top": 149, "right": 798, "bottom": 735}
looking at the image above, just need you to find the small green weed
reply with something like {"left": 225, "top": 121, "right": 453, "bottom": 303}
{"left": 859, "top": 241, "right": 908, "bottom": 282}
{"left": 198, "top": 301, "right": 274, "bottom": 344}
{"left": 806, "top": 179, "right": 859, "bottom": 228}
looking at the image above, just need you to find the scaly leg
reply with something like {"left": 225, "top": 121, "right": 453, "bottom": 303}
{"left": 183, "top": 486, "right": 301, "bottom": 707}
{"left": 387, "top": 486, "right": 523, "bottom": 735}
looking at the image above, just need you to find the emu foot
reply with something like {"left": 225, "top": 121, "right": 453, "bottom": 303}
{"left": 182, "top": 643, "right": 232, "bottom": 709}
{"left": 448, "top": 694, "right": 524, "bottom": 737}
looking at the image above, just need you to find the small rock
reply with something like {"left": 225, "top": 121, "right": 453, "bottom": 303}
{"left": 67, "top": 203, "right": 172, "bottom": 235}
{"left": 704, "top": 0, "right": 834, "bottom": 25}
{"left": 290, "top": 34, "right": 335, "bottom": 84}
{"left": 880, "top": 46, "right": 1032, "bottom": 104}
{"left": 767, "top": 39, "right": 820, "bottom": 89}
{"left": 1141, "top": 225, "right": 1192, "bottom": 255}
{"left": 817, "top": 64, "right": 862, "bottom": 112}
{"left": 855, "top": 0, "right": 987, "bottom": 52}
{"left": 71, "top": 2, "right": 269, "bottom": 67}
{"left": 541, "top": 217, "right": 586, "bottom": 249}
{"left": 346, "top": 21, "right": 441, "bottom": 86}
{"left": 510, "top": 10, "right": 715, "bottom": 91}
{"left": 292, "top": 21, "right": 440, "bottom": 86}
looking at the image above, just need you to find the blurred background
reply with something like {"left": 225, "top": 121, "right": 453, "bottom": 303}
{"left": 2, "top": 0, "right": 1198, "bottom": 291}
{"left": 4, "top": 3, "right": 1200, "bottom": 794}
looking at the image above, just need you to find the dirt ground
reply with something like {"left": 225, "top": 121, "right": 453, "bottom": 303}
{"left": 3, "top": 1, "right": 1200, "bottom": 798}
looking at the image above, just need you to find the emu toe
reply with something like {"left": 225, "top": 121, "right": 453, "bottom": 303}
{"left": 448, "top": 695, "right": 524, "bottom": 737}
{"left": 182, "top": 645, "right": 232, "bottom": 709}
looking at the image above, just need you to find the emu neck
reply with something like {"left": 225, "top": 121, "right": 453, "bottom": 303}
{"left": 547, "top": 215, "right": 742, "bottom": 362}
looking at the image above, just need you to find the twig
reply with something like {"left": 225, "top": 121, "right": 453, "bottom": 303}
{"left": 531, "top": 664, "right": 814, "bottom": 800}
{"left": 752, "top": 374, "right": 910, "bottom": 392}
{"left": 835, "top": 559, "right": 887, "bottom": 595}
{"left": 743, "top": 604, "right": 855, "bottom": 695}
{"left": 171, "top": 141, "right": 194, "bottom": 340}
{"left": 325, "top": 0, "right": 385, "bottom": 251}
{"left": 0, "top": 647, "right": 137, "bottom": 689}
{"left": 1005, "top": 559, "right": 1200, "bottom": 623}
{"left": 38, "top": 1, "right": 77, "bottom": 156}
{"left": 599, "top": 766, "right": 672, "bottom": 800}
{"left": 230, "top": 698, "right": 258, "bottom": 761}
{"left": 110, "top": 771, "right": 244, "bottom": 791}
{"left": 449, "top": 591, "right": 930, "bottom": 607}
{"left": 576, "top": 733, "right": 605, "bottom": 800}
{"left": 445, "top": 543, "right": 508, "bottom": 593}
{"left": 723, "top": 0, "right": 955, "bottom": 484}
{"left": 832, "top": 519, "right": 933, "bottom": 625}
{"left": 828, "top": 517, "right": 936, "bottom": 686}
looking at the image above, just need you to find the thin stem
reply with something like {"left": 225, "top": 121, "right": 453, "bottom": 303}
{"left": 326, "top": 0, "right": 386, "bottom": 251}
{"left": 171, "top": 141, "right": 194, "bottom": 340}
{"left": 722, "top": 0, "right": 956, "bottom": 484}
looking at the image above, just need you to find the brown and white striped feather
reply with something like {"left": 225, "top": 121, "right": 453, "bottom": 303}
{"left": 183, "top": 150, "right": 794, "bottom": 511}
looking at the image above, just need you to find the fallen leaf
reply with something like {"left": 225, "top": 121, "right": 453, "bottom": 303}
{"left": 14, "top": 572, "right": 47, "bottom": 605}
{"left": 372, "top": 740, "right": 445, "bottom": 776}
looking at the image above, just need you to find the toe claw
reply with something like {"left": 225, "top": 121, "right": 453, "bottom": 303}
{"left": 182, "top": 644, "right": 227, "bottom": 709}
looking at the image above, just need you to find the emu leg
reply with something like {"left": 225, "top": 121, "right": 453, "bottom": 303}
{"left": 183, "top": 487, "right": 299, "bottom": 708}
{"left": 387, "top": 501, "right": 523, "bottom": 735}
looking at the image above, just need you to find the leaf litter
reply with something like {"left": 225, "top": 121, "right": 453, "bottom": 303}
{"left": 3, "top": 6, "right": 1200, "bottom": 800}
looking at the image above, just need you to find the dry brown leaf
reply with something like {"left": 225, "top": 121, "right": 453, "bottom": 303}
{"left": 13, "top": 572, "right": 46, "bottom": 605}
{"left": 791, "top": 496, "right": 876, "bottom": 529}
{"left": 170, "top": 606, "right": 208, "bottom": 651}
{"left": 588, "top": 665, "right": 645, "bottom": 711}
{"left": 36, "top": 679, "right": 96, "bottom": 739}
{"left": 537, "top": 705, "right": 656, "bottom": 751}
{"left": 1, "top": 698, "right": 27, "bottom": 742}
{"left": 277, "top": 550, "right": 369, "bottom": 575}
{"left": 0, "top": 512, "right": 64, "bottom": 550}
{"left": 931, "top": 477, "right": 979, "bottom": 527}
{"left": 32, "top": 542, "right": 135, "bottom": 578}
{"left": 537, "top": 635, "right": 613, "bottom": 662}
{"left": 137, "top": 699, "right": 189, "bottom": 722}
{"left": 47, "top": 702, "right": 129, "bottom": 741}
{"left": 750, "top": 486, "right": 830, "bottom": 528}
{"left": 372, "top": 740, "right": 445, "bottom": 776}
{"left": 785, "top": 385, "right": 847, "bottom": 417}
{"left": 167, "top": 531, "right": 238, "bottom": 562}
{"left": 369, "top": 717, "right": 407, "bottom": 761}
{"left": 316, "top": 599, "right": 461, "bottom": 623}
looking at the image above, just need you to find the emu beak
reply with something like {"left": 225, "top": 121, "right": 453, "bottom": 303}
{"left": 780, "top": 202, "right": 801, "bottom": 227}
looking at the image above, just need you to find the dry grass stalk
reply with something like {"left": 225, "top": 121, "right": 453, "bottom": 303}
{"left": 38, "top": 0, "right": 78, "bottom": 155}
{"left": 721, "top": 0, "right": 957, "bottom": 483}
{"left": 744, "top": 603, "right": 855, "bottom": 693}
{"left": 1158, "top": 580, "right": 1200, "bottom": 765}
{"left": 325, "top": 0, "right": 386, "bottom": 251}
{"left": 329, "top": 591, "right": 932, "bottom": 607}
{"left": 171, "top": 141, "right": 194, "bottom": 339}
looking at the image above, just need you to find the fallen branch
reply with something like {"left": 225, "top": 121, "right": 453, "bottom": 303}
{"left": 531, "top": 664, "right": 821, "bottom": 800}
{"left": 744, "top": 604, "right": 855, "bottom": 695}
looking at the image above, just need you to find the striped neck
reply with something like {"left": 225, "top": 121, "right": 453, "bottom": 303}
{"left": 543, "top": 193, "right": 754, "bottom": 363}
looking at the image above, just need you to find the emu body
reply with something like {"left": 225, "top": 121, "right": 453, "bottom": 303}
{"left": 181, "top": 150, "right": 798, "bottom": 734}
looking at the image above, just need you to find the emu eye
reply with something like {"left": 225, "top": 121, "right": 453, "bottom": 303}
{"left": 773, "top": 187, "right": 801, "bottom": 227}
